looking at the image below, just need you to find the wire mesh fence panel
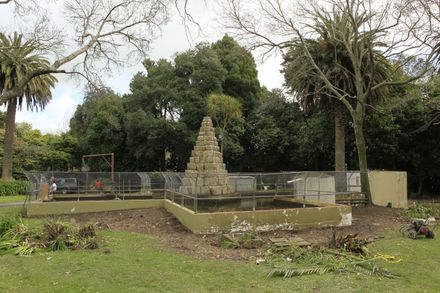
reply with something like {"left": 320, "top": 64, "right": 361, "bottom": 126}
{"left": 163, "top": 172, "right": 184, "bottom": 191}
{"left": 24, "top": 171, "right": 366, "bottom": 208}
{"left": 24, "top": 172, "right": 166, "bottom": 200}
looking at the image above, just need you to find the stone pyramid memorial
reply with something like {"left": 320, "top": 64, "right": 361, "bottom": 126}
{"left": 179, "top": 116, "right": 235, "bottom": 196}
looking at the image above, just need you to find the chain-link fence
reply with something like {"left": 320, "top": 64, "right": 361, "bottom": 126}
{"left": 25, "top": 171, "right": 365, "bottom": 212}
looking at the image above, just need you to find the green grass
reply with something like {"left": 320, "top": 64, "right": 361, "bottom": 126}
{"left": 0, "top": 220, "right": 439, "bottom": 293}
{"left": 0, "top": 207, "right": 23, "bottom": 217}
{"left": 0, "top": 195, "right": 27, "bottom": 204}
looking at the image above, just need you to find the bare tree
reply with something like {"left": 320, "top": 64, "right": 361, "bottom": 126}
{"left": 221, "top": 0, "right": 439, "bottom": 203}
{"left": 400, "top": 0, "right": 440, "bottom": 49}
{"left": 0, "top": 0, "right": 174, "bottom": 104}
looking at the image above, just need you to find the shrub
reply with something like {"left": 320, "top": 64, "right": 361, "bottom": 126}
{"left": 0, "top": 180, "right": 28, "bottom": 197}
{"left": 78, "top": 224, "right": 97, "bottom": 238}
{"left": 0, "top": 213, "right": 22, "bottom": 237}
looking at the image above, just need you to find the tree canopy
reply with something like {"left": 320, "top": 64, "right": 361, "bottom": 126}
{"left": 1, "top": 30, "right": 440, "bottom": 197}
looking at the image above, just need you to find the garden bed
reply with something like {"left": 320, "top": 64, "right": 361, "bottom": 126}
{"left": 68, "top": 206, "right": 402, "bottom": 260}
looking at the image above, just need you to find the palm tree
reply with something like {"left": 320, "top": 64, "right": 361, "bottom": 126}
{"left": 0, "top": 32, "right": 57, "bottom": 180}
{"left": 283, "top": 10, "right": 391, "bottom": 190}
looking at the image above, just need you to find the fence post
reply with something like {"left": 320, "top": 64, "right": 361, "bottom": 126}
{"left": 303, "top": 173, "right": 307, "bottom": 208}
{"left": 318, "top": 172, "right": 322, "bottom": 203}
{"left": 290, "top": 172, "right": 294, "bottom": 200}
{"left": 120, "top": 173, "right": 124, "bottom": 200}
{"left": 194, "top": 194, "right": 198, "bottom": 214}
{"left": 27, "top": 180, "right": 31, "bottom": 203}
{"left": 253, "top": 176, "right": 256, "bottom": 211}
{"left": 77, "top": 176, "right": 80, "bottom": 202}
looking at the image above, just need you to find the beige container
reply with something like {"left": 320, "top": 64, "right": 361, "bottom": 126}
{"left": 39, "top": 183, "right": 49, "bottom": 200}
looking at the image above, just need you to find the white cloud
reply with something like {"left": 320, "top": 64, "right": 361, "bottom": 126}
{"left": 257, "top": 55, "right": 285, "bottom": 90}
{"left": 15, "top": 85, "right": 82, "bottom": 134}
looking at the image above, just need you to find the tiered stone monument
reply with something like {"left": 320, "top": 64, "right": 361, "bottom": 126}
{"left": 180, "top": 116, "right": 235, "bottom": 196}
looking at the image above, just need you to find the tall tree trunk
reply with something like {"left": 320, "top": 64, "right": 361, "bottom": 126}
{"left": 334, "top": 106, "right": 345, "bottom": 171}
{"left": 160, "top": 145, "right": 166, "bottom": 171}
{"left": 417, "top": 176, "right": 425, "bottom": 197}
{"left": 334, "top": 105, "right": 346, "bottom": 192}
{"left": 352, "top": 117, "right": 372, "bottom": 204}
{"left": 220, "top": 127, "right": 225, "bottom": 155}
{"left": 2, "top": 99, "right": 17, "bottom": 180}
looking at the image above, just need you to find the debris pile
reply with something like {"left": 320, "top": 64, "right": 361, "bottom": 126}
{"left": 0, "top": 213, "right": 100, "bottom": 256}
{"left": 265, "top": 232, "right": 399, "bottom": 279}
{"left": 329, "top": 230, "right": 371, "bottom": 255}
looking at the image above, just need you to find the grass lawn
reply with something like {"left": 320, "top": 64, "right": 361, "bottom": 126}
{"left": 0, "top": 215, "right": 439, "bottom": 293}
{"left": 0, "top": 195, "right": 27, "bottom": 204}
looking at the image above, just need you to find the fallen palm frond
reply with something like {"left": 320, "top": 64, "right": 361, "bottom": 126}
{"left": 265, "top": 244, "right": 399, "bottom": 279}
{"left": 268, "top": 266, "right": 332, "bottom": 278}
{"left": 0, "top": 214, "right": 99, "bottom": 256}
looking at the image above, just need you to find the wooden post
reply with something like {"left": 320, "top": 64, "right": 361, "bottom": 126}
{"left": 111, "top": 152, "right": 114, "bottom": 183}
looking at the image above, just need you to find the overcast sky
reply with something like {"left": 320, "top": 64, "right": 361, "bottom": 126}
{"left": 1, "top": 1, "right": 284, "bottom": 134}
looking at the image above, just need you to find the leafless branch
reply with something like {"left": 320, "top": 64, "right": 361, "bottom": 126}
{"left": 0, "top": 0, "right": 174, "bottom": 104}
{"left": 222, "top": 0, "right": 439, "bottom": 103}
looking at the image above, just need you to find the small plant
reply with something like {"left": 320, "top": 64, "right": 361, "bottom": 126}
{"left": 0, "top": 213, "right": 22, "bottom": 236}
{"left": 78, "top": 224, "right": 97, "bottom": 238}
{"left": 238, "top": 232, "right": 263, "bottom": 249}
{"left": 219, "top": 235, "right": 240, "bottom": 249}
{"left": 219, "top": 232, "right": 263, "bottom": 249}
{"left": 43, "top": 220, "right": 73, "bottom": 241}
{"left": 48, "top": 238, "right": 68, "bottom": 251}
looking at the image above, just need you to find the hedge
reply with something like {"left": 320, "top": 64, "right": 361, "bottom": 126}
{"left": 0, "top": 180, "right": 29, "bottom": 197}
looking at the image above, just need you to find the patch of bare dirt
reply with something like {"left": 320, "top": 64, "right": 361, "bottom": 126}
{"left": 274, "top": 206, "right": 404, "bottom": 244}
{"left": 69, "top": 206, "right": 404, "bottom": 260}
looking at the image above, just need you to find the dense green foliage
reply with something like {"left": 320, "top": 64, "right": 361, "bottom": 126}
{"left": 68, "top": 36, "right": 262, "bottom": 172}
{"left": 207, "top": 93, "right": 242, "bottom": 154}
{"left": 0, "top": 35, "right": 439, "bottom": 196}
{"left": 54, "top": 37, "right": 440, "bottom": 195}
{"left": 0, "top": 118, "right": 79, "bottom": 176}
{"left": 0, "top": 180, "right": 28, "bottom": 197}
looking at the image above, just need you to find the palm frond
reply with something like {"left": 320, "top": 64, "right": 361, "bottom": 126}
{"left": 0, "top": 32, "right": 57, "bottom": 111}
{"left": 268, "top": 266, "right": 333, "bottom": 278}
